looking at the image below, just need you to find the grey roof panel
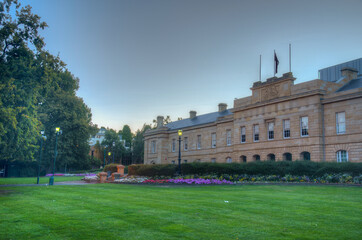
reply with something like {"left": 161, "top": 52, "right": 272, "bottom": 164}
{"left": 166, "top": 110, "right": 233, "bottom": 130}
{"left": 336, "top": 77, "right": 362, "bottom": 92}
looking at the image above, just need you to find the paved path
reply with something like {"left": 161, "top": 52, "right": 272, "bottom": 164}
{"left": 0, "top": 181, "right": 95, "bottom": 187}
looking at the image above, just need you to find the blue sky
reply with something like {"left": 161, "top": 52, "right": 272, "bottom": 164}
{"left": 22, "top": 0, "right": 362, "bottom": 132}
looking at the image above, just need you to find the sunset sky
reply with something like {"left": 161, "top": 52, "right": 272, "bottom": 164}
{"left": 22, "top": 0, "right": 362, "bottom": 132}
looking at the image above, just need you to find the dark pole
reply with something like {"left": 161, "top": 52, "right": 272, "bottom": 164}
{"left": 49, "top": 131, "right": 58, "bottom": 185}
{"left": 178, "top": 135, "right": 181, "bottom": 175}
{"left": 112, "top": 142, "right": 115, "bottom": 164}
{"left": 103, "top": 147, "right": 106, "bottom": 168}
{"left": 37, "top": 135, "right": 44, "bottom": 184}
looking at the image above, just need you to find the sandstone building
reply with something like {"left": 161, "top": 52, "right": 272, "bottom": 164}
{"left": 144, "top": 61, "right": 362, "bottom": 164}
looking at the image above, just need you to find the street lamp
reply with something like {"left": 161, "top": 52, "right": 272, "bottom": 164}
{"left": 37, "top": 130, "right": 46, "bottom": 184}
{"left": 103, "top": 145, "right": 107, "bottom": 168}
{"left": 49, "top": 127, "right": 62, "bottom": 185}
{"left": 112, "top": 142, "right": 115, "bottom": 164}
{"left": 177, "top": 130, "right": 182, "bottom": 175}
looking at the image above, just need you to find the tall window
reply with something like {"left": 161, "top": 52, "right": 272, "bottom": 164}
{"left": 283, "top": 119, "right": 290, "bottom": 138}
{"left": 211, "top": 133, "right": 216, "bottom": 148}
{"left": 197, "top": 135, "right": 201, "bottom": 149}
{"left": 336, "top": 150, "right": 348, "bottom": 162}
{"left": 151, "top": 140, "right": 156, "bottom": 153}
{"left": 226, "top": 130, "right": 232, "bottom": 146}
{"left": 336, "top": 112, "right": 346, "bottom": 134}
{"left": 172, "top": 139, "right": 176, "bottom": 152}
{"left": 253, "top": 124, "right": 259, "bottom": 142}
{"left": 300, "top": 116, "right": 309, "bottom": 136}
{"left": 184, "top": 137, "right": 188, "bottom": 151}
{"left": 226, "top": 157, "right": 232, "bottom": 163}
{"left": 268, "top": 122, "right": 274, "bottom": 140}
{"left": 211, "top": 158, "right": 216, "bottom": 163}
{"left": 240, "top": 127, "right": 246, "bottom": 143}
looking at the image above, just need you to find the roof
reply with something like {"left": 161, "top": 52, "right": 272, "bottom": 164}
{"left": 336, "top": 76, "right": 362, "bottom": 92}
{"left": 166, "top": 110, "right": 233, "bottom": 130}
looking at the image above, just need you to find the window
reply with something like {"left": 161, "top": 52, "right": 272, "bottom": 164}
{"left": 171, "top": 160, "right": 175, "bottom": 164}
{"left": 336, "top": 150, "right": 348, "bottom": 162}
{"left": 211, "top": 133, "right": 216, "bottom": 148}
{"left": 268, "top": 122, "right": 274, "bottom": 140}
{"left": 196, "top": 159, "right": 201, "bottom": 163}
{"left": 197, "top": 135, "right": 202, "bottom": 149}
{"left": 183, "top": 159, "right": 188, "bottom": 163}
{"left": 336, "top": 112, "right": 346, "bottom": 134}
{"left": 300, "top": 117, "right": 309, "bottom": 136}
{"left": 300, "top": 151, "right": 310, "bottom": 161}
{"left": 283, "top": 153, "right": 292, "bottom": 161}
{"left": 253, "top": 124, "right": 259, "bottom": 142}
{"left": 226, "top": 130, "right": 232, "bottom": 146}
{"left": 172, "top": 139, "right": 176, "bottom": 152}
{"left": 240, "top": 127, "right": 246, "bottom": 143}
{"left": 184, "top": 137, "right": 188, "bottom": 151}
{"left": 283, "top": 119, "right": 290, "bottom": 138}
{"left": 226, "top": 157, "right": 232, "bottom": 163}
{"left": 253, "top": 155, "right": 260, "bottom": 161}
{"left": 151, "top": 140, "right": 156, "bottom": 153}
{"left": 267, "top": 153, "right": 275, "bottom": 161}
{"left": 211, "top": 158, "right": 216, "bottom": 163}
{"left": 240, "top": 155, "right": 247, "bottom": 163}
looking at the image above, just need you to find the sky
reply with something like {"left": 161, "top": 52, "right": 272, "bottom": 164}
{"left": 21, "top": 0, "right": 362, "bottom": 132}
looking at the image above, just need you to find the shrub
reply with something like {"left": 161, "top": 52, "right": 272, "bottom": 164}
{"left": 128, "top": 162, "right": 362, "bottom": 178}
{"left": 104, "top": 164, "right": 119, "bottom": 173}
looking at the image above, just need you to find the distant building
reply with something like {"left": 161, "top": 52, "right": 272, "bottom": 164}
{"left": 89, "top": 128, "right": 129, "bottom": 159}
{"left": 319, "top": 58, "right": 362, "bottom": 82}
{"left": 144, "top": 61, "right": 362, "bottom": 164}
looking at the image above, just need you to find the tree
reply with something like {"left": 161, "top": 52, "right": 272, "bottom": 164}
{"left": 101, "top": 129, "right": 125, "bottom": 165}
{"left": 132, "top": 124, "right": 151, "bottom": 164}
{"left": 119, "top": 125, "right": 132, "bottom": 147}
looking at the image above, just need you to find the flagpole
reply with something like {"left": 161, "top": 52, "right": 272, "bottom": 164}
{"left": 289, "top": 43, "right": 291, "bottom": 72}
{"left": 259, "top": 54, "right": 261, "bottom": 82}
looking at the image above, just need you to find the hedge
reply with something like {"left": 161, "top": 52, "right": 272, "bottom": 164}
{"left": 128, "top": 161, "right": 362, "bottom": 177}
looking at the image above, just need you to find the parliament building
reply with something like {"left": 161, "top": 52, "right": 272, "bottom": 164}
{"left": 144, "top": 59, "right": 362, "bottom": 164}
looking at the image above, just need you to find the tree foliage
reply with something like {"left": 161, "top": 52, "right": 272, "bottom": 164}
{"left": 0, "top": 0, "right": 95, "bottom": 172}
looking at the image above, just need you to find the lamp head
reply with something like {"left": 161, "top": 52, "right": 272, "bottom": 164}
{"left": 108, "top": 152, "right": 111, "bottom": 156}
{"left": 178, "top": 130, "right": 183, "bottom": 136}
{"left": 56, "top": 127, "right": 60, "bottom": 133}
{"left": 40, "top": 130, "right": 45, "bottom": 135}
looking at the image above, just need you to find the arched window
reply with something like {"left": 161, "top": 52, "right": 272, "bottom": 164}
{"left": 300, "top": 152, "right": 310, "bottom": 161}
{"left": 267, "top": 154, "right": 275, "bottom": 161}
{"left": 226, "top": 157, "right": 232, "bottom": 163}
{"left": 253, "top": 155, "right": 260, "bottom": 161}
{"left": 283, "top": 153, "right": 292, "bottom": 161}
{"left": 336, "top": 150, "right": 348, "bottom": 162}
{"left": 240, "top": 155, "right": 247, "bottom": 163}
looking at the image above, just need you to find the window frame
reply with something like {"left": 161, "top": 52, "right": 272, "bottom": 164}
{"left": 267, "top": 122, "right": 274, "bottom": 140}
{"left": 300, "top": 116, "right": 309, "bottom": 137}
{"left": 197, "top": 135, "right": 202, "bottom": 149}
{"left": 240, "top": 126, "right": 246, "bottom": 143}
{"left": 336, "top": 150, "right": 348, "bottom": 162}
{"left": 184, "top": 137, "right": 188, "bottom": 151}
{"left": 283, "top": 119, "right": 291, "bottom": 139}
{"left": 336, "top": 112, "right": 346, "bottom": 134}
{"left": 171, "top": 139, "right": 176, "bottom": 152}
{"left": 253, "top": 124, "right": 259, "bottom": 142}
{"left": 211, "top": 133, "right": 216, "bottom": 148}
{"left": 226, "top": 130, "right": 232, "bottom": 146}
{"left": 151, "top": 140, "right": 156, "bottom": 153}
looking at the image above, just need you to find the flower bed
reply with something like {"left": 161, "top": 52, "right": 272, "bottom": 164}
{"left": 114, "top": 176, "right": 149, "bottom": 183}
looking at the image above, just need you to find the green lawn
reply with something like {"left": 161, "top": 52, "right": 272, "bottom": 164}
{"left": 0, "top": 184, "right": 361, "bottom": 240}
{"left": 0, "top": 176, "right": 84, "bottom": 185}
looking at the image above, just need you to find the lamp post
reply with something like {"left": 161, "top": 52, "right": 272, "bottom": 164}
{"left": 37, "top": 131, "right": 46, "bottom": 184}
{"left": 112, "top": 142, "right": 115, "bottom": 164}
{"left": 49, "top": 127, "right": 62, "bottom": 185}
{"left": 108, "top": 152, "right": 111, "bottom": 165}
{"left": 177, "top": 130, "right": 182, "bottom": 175}
{"left": 103, "top": 145, "right": 107, "bottom": 168}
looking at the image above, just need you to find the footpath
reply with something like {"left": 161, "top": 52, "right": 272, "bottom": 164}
{"left": 0, "top": 181, "right": 94, "bottom": 187}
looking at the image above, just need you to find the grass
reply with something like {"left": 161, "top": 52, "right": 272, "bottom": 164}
{"left": 0, "top": 176, "right": 84, "bottom": 185}
{"left": 0, "top": 184, "right": 361, "bottom": 240}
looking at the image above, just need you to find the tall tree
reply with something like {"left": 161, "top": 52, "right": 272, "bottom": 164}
{"left": 120, "top": 125, "right": 132, "bottom": 147}
{"left": 132, "top": 124, "right": 151, "bottom": 164}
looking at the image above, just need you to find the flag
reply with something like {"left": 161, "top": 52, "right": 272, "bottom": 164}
{"left": 274, "top": 50, "right": 279, "bottom": 75}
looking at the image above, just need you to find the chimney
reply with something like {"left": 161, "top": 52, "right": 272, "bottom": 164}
{"left": 218, "top": 103, "right": 227, "bottom": 112}
{"left": 189, "top": 111, "right": 197, "bottom": 119}
{"left": 341, "top": 67, "right": 358, "bottom": 81}
{"left": 157, "top": 116, "right": 164, "bottom": 128}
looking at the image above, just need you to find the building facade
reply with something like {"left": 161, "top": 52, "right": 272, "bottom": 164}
{"left": 144, "top": 66, "right": 362, "bottom": 164}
